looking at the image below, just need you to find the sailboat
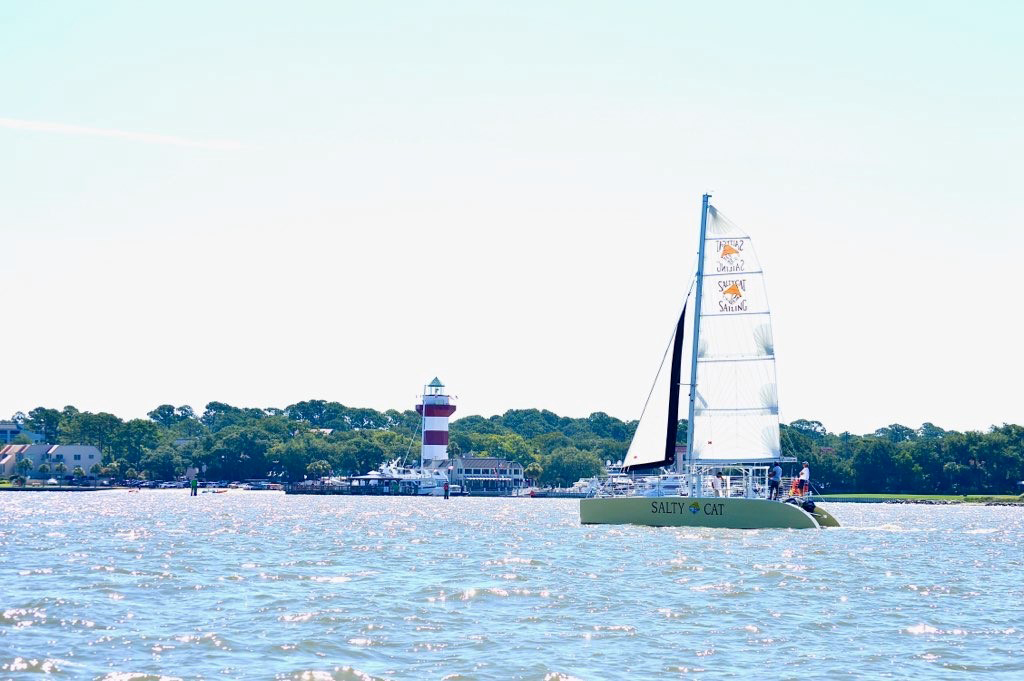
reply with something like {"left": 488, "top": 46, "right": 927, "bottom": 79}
{"left": 579, "top": 195, "right": 839, "bottom": 529}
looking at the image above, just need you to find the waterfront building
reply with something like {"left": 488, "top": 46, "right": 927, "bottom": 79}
{"left": 0, "top": 421, "right": 44, "bottom": 444}
{"left": 415, "top": 377, "right": 456, "bottom": 463}
{"left": 425, "top": 456, "right": 526, "bottom": 494}
{"left": 0, "top": 444, "right": 103, "bottom": 478}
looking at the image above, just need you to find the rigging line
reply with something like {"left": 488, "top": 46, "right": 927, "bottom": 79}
{"left": 632, "top": 277, "right": 696, "bottom": 441}
{"left": 402, "top": 418, "right": 422, "bottom": 468}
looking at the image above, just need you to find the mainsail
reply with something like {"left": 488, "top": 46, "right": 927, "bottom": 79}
{"left": 690, "top": 205, "right": 781, "bottom": 462}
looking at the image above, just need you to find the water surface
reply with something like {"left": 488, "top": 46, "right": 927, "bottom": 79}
{"left": 1, "top": 492, "right": 1022, "bottom": 679}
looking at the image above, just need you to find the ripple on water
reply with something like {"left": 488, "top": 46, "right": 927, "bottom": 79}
{"left": 1, "top": 495, "right": 1022, "bottom": 679}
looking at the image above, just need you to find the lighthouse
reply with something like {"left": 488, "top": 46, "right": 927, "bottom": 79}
{"left": 416, "top": 377, "right": 457, "bottom": 463}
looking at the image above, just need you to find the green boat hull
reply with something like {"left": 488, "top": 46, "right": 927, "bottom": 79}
{"left": 580, "top": 496, "right": 838, "bottom": 529}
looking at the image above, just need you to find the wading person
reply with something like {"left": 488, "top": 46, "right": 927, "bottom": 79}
{"left": 798, "top": 462, "right": 810, "bottom": 496}
{"left": 768, "top": 461, "right": 782, "bottom": 500}
{"left": 190, "top": 477, "right": 198, "bottom": 497}
{"left": 443, "top": 481, "right": 450, "bottom": 499}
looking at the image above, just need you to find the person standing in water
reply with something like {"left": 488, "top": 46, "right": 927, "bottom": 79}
{"left": 443, "top": 481, "right": 450, "bottom": 499}
{"left": 190, "top": 477, "right": 198, "bottom": 497}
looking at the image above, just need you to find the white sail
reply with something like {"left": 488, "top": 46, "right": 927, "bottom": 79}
{"left": 622, "top": 305, "right": 686, "bottom": 470}
{"left": 691, "top": 206, "right": 781, "bottom": 462}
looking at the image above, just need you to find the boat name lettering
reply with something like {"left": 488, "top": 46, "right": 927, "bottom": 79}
{"left": 650, "top": 501, "right": 726, "bottom": 516}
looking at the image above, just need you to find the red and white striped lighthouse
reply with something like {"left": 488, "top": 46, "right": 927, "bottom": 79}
{"left": 415, "top": 377, "right": 456, "bottom": 462}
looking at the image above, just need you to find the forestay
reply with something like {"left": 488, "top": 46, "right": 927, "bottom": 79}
{"left": 691, "top": 206, "right": 781, "bottom": 462}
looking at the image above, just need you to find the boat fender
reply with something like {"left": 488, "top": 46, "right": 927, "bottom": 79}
{"left": 801, "top": 499, "right": 816, "bottom": 513}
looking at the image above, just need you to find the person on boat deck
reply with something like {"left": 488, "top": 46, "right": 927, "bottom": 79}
{"left": 798, "top": 462, "right": 810, "bottom": 495}
{"left": 768, "top": 461, "right": 782, "bottom": 500}
{"left": 711, "top": 471, "right": 725, "bottom": 497}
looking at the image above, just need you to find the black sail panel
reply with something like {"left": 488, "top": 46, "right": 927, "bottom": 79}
{"left": 663, "top": 300, "right": 687, "bottom": 467}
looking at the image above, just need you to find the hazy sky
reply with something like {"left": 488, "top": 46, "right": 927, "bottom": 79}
{"left": 2, "top": 1, "right": 1022, "bottom": 435}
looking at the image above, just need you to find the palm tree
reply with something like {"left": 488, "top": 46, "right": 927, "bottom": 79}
{"left": 72, "top": 466, "right": 85, "bottom": 485}
{"left": 37, "top": 463, "right": 50, "bottom": 482}
{"left": 90, "top": 463, "right": 102, "bottom": 486}
{"left": 16, "top": 457, "right": 33, "bottom": 483}
{"left": 54, "top": 462, "right": 67, "bottom": 487}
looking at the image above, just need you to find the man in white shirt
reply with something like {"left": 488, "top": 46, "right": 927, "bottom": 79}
{"left": 711, "top": 471, "right": 725, "bottom": 497}
{"left": 798, "top": 461, "right": 810, "bottom": 495}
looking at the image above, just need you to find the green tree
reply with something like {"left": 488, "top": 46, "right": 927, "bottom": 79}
{"left": 330, "top": 433, "right": 387, "bottom": 476}
{"left": 205, "top": 424, "right": 279, "bottom": 479}
{"left": 306, "top": 459, "right": 332, "bottom": 478}
{"left": 37, "top": 463, "right": 50, "bottom": 479}
{"left": 147, "top": 404, "right": 180, "bottom": 427}
{"left": 72, "top": 466, "right": 85, "bottom": 483}
{"left": 54, "top": 461, "right": 67, "bottom": 482}
{"left": 201, "top": 401, "right": 248, "bottom": 432}
{"left": 271, "top": 435, "right": 341, "bottom": 481}
{"left": 874, "top": 424, "right": 917, "bottom": 444}
{"left": 140, "top": 446, "right": 184, "bottom": 481}
{"left": 851, "top": 438, "right": 897, "bottom": 491}
{"left": 789, "top": 419, "right": 828, "bottom": 442}
{"left": 59, "top": 411, "right": 124, "bottom": 455}
{"left": 466, "top": 433, "right": 537, "bottom": 467}
{"left": 17, "top": 457, "right": 33, "bottom": 479}
{"left": 539, "top": 447, "right": 604, "bottom": 487}
{"left": 112, "top": 419, "right": 161, "bottom": 466}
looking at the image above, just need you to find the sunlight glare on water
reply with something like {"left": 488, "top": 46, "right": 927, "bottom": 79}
{"left": 1, "top": 493, "right": 1022, "bottom": 679}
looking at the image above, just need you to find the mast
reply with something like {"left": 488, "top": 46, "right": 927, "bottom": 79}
{"left": 419, "top": 382, "right": 426, "bottom": 473}
{"left": 685, "top": 194, "right": 710, "bottom": 495}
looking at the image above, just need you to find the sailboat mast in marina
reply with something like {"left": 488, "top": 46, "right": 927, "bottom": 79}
{"left": 580, "top": 195, "right": 839, "bottom": 529}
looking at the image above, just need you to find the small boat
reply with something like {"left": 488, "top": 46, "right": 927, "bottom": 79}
{"left": 580, "top": 195, "right": 839, "bottom": 529}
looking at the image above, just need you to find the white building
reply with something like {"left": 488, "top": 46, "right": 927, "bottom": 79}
{"left": 0, "top": 444, "right": 103, "bottom": 478}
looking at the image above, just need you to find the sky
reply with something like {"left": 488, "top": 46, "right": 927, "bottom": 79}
{"left": 2, "top": 1, "right": 1022, "bottom": 435}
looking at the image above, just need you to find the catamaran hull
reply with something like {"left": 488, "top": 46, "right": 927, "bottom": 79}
{"left": 580, "top": 496, "right": 838, "bottom": 529}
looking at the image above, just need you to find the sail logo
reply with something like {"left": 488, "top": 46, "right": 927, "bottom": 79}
{"left": 715, "top": 240, "right": 745, "bottom": 273}
{"left": 689, "top": 501, "right": 700, "bottom": 514}
{"left": 718, "top": 279, "right": 748, "bottom": 312}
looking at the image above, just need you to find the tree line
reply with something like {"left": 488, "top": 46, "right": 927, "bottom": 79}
{"left": 6, "top": 403, "right": 1023, "bottom": 493}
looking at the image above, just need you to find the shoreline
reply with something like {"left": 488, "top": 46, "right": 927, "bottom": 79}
{"left": 817, "top": 494, "right": 1024, "bottom": 505}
